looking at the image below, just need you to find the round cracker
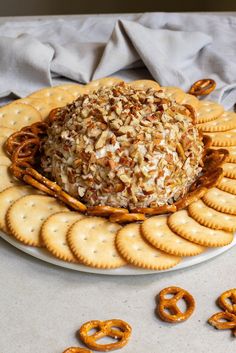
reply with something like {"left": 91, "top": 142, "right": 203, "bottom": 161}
{"left": 0, "top": 185, "right": 36, "bottom": 232}
{"left": 205, "top": 131, "right": 236, "bottom": 147}
{"left": 179, "top": 93, "right": 200, "bottom": 109}
{"left": 225, "top": 146, "right": 236, "bottom": 163}
{"left": 0, "top": 165, "right": 22, "bottom": 192}
{"left": 223, "top": 163, "right": 236, "bottom": 179}
{"left": 203, "top": 187, "right": 236, "bottom": 215}
{"left": 0, "top": 156, "right": 11, "bottom": 166}
{"left": 217, "top": 177, "right": 236, "bottom": 195}
{"left": 41, "top": 211, "right": 85, "bottom": 263}
{"left": 86, "top": 77, "right": 124, "bottom": 92}
{"left": 0, "top": 135, "right": 8, "bottom": 157}
{"left": 0, "top": 131, "right": 13, "bottom": 165}
{"left": 195, "top": 101, "right": 224, "bottom": 124}
{"left": 116, "top": 223, "right": 181, "bottom": 270}
{"left": 197, "top": 111, "right": 236, "bottom": 132}
{"left": 56, "top": 84, "right": 90, "bottom": 98}
{"left": 28, "top": 87, "right": 74, "bottom": 106}
{"left": 0, "top": 103, "right": 42, "bottom": 130}
{"left": 128, "top": 79, "right": 160, "bottom": 91}
{"left": 141, "top": 215, "right": 205, "bottom": 256}
{"left": 0, "top": 126, "right": 15, "bottom": 138}
{"left": 6, "top": 195, "right": 68, "bottom": 247}
{"left": 188, "top": 199, "right": 236, "bottom": 232}
{"left": 13, "top": 97, "right": 58, "bottom": 120}
{"left": 67, "top": 217, "right": 125, "bottom": 269}
{"left": 168, "top": 209, "right": 233, "bottom": 247}
{"left": 159, "top": 86, "right": 185, "bottom": 103}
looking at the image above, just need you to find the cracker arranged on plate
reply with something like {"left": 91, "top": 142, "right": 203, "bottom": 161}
{"left": 85, "top": 77, "right": 124, "bottom": 90}
{"left": 141, "top": 215, "right": 205, "bottom": 256}
{"left": 195, "top": 101, "right": 224, "bottom": 124}
{"left": 206, "top": 130, "right": 236, "bottom": 147}
{"left": 224, "top": 146, "right": 236, "bottom": 163}
{"left": 159, "top": 86, "right": 185, "bottom": 102}
{"left": 14, "top": 97, "right": 60, "bottom": 120}
{"left": 223, "top": 163, "right": 236, "bottom": 179}
{"left": 41, "top": 211, "right": 85, "bottom": 262}
{"left": 0, "top": 164, "right": 22, "bottom": 192}
{"left": 188, "top": 199, "right": 236, "bottom": 232}
{"left": 116, "top": 223, "right": 181, "bottom": 270}
{"left": 203, "top": 187, "right": 236, "bottom": 215}
{"left": 6, "top": 195, "right": 68, "bottom": 247}
{"left": 0, "top": 126, "right": 15, "bottom": 138}
{"left": 56, "top": 83, "right": 90, "bottom": 99}
{"left": 217, "top": 177, "right": 236, "bottom": 195}
{"left": 179, "top": 93, "right": 200, "bottom": 109}
{"left": 168, "top": 209, "right": 233, "bottom": 247}
{"left": 129, "top": 79, "right": 160, "bottom": 91}
{"left": 68, "top": 217, "right": 126, "bottom": 269}
{"left": 28, "top": 87, "right": 74, "bottom": 106}
{"left": 0, "top": 102, "right": 42, "bottom": 130}
{"left": 197, "top": 111, "right": 236, "bottom": 132}
{"left": 0, "top": 185, "right": 37, "bottom": 232}
{"left": 0, "top": 136, "right": 11, "bottom": 166}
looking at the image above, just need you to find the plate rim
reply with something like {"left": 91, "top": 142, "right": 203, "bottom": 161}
{"left": 1, "top": 230, "right": 236, "bottom": 276}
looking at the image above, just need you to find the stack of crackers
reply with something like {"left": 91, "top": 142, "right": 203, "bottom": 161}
{"left": 0, "top": 78, "right": 236, "bottom": 271}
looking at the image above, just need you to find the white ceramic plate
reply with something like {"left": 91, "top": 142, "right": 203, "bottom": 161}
{"left": 1, "top": 230, "right": 236, "bottom": 275}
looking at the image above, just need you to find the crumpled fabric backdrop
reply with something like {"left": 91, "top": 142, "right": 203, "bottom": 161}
{"left": 0, "top": 12, "right": 236, "bottom": 109}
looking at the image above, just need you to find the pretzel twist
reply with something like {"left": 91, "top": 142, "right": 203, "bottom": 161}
{"left": 5, "top": 131, "right": 37, "bottom": 156}
{"left": 79, "top": 319, "right": 132, "bottom": 351}
{"left": 157, "top": 286, "right": 195, "bottom": 323}
{"left": 208, "top": 312, "right": 236, "bottom": 330}
{"left": 11, "top": 138, "right": 40, "bottom": 164}
{"left": 208, "top": 289, "right": 236, "bottom": 336}
{"left": 189, "top": 79, "right": 216, "bottom": 96}
{"left": 218, "top": 289, "right": 236, "bottom": 314}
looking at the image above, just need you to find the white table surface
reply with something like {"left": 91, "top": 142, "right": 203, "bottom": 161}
{"left": 0, "top": 13, "right": 236, "bottom": 353}
{"left": 1, "top": 236, "right": 236, "bottom": 353}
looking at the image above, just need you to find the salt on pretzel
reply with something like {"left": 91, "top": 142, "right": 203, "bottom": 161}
{"left": 189, "top": 79, "right": 216, "bottom": 96}
{"left": 208, "top": 312, "right": 236, "bottom": 330}
{"left": 156, "top": 286, "right": 195, "bottom": 323}
{"left": 79, "top": 319, "right": 132, "bottom": 351}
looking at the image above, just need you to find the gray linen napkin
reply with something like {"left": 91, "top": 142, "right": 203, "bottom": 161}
{"left": 0, "top": 13, "right": 236, "bottom": 109}
{"left": 0, "top": 33, "right": 54, "bottom": 97}
{"left": 93, "top": 20, "right": 211, "bottom": 88}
